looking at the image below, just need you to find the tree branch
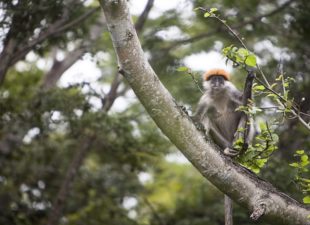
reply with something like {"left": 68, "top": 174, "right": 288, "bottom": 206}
{"left": 99, "top": 1, "right": 310, "bottom": 224}
{"left": 54, "top": 7, "right": 100, "bottom": 34}
{"left": 102, "top": 72, "right": 122, "bottom": 112}
{"left": 0, "top": 7, "right": 99, "bottom": 85}
{"left": 45, "top": 136, "right": 95, "bottom": 225}
{"left": 41, "top": 48, "right": 86, "bottom": 90}
{"left": 134, "top": 0, "right": 155, "bottom": 33}
{"left": 100, "top": 1, "right": 155, "bottom": 112}
{"left": 0, "top": 30, "right": 18, "bottom": 84}
{"left": 0, "top": 10, "right": 106, "bottom": 154}
{"left": 10, "top": 7, "right": 98, "bottom": 66}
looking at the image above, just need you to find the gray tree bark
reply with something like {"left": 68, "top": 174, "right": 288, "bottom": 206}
{"left": 99, "top": 1, "right": 310, "bottom": 224}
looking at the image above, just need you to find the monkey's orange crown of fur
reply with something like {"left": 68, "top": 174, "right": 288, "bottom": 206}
{"left": 203, "top": 69, "right": 230, "bottom": 81}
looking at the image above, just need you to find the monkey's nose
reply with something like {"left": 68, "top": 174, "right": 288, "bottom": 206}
{"left": 214, "top": 81, "right": 221, "bottom": 87}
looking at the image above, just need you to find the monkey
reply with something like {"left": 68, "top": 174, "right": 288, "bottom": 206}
{"left": 193, "top": 68, "right": 255, "bottom": 156}
{"left": 193, "top": 68, "right": 255, "bottom": 225}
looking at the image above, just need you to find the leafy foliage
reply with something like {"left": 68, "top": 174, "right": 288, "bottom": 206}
{"left": 236, "top": 122, "right": 279, "bottom": 174}
{"left": 290, "top": 150, "right": 310, "bottom": 204}
{"left": 222, "top": 45, "right": 257, "bottom": 68}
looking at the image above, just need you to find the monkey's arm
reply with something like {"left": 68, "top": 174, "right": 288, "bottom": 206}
{"left": 234, "top": 71, "right": 255, "bottom": 154}
{"left": 191, "top": 95, "right": 211, "bottom": 132}
{"left": 242, "top": 71, "right": 255, "bottom": 105}
{"left": 193, "top": 95, "right": 209, "bottom": 121}
{"left": 209, "top": 123, "right": 239, "bottom": 156}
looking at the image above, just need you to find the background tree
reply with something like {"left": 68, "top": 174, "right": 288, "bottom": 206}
{"left": 0, "top": 0, "right": 309, "bottom": 225}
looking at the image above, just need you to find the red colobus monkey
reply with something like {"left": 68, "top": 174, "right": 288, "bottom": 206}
{"left": 193, "top": 68, "right": 255, "bottom": 225}
{"left": 194, "top": 68, "right": 255, "bottom": 156}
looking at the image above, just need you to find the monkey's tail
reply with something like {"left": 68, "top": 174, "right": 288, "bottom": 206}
{"left": 224, "top": 195, "right": 233, "bottom": 225}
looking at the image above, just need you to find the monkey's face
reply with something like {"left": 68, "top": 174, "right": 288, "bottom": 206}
{"left": 205, "top": 75, "right": 227, "bottom": 92}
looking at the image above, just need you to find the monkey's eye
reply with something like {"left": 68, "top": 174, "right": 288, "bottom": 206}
{"left": 209, "top": 75, "right": 225, "bottom": 86}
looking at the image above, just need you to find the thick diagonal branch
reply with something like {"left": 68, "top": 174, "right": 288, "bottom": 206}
{"left": 99, "top": 1, "right": 310, "bottom": 225}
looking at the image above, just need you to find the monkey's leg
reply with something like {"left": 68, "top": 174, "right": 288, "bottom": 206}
{"left": 210, "top": 126, "right": 231, "bottom": 148}
{"left": 225, "top": 195, "right": 233, "bottom": 225}
{"left": 223, "top": 147, "right": 239, "bottom": 157}
{"left": 209, "top": 125, "right": 239, "bottom": 156}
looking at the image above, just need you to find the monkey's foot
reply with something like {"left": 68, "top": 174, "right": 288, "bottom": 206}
{"left": 179, "top": 105, "right": 189, "bottom": 116}
{"left": 194, "top": 122, "right": 206, "bottom": 132}
{"left": 224, "top": 147, "right": 239, "bottom": 157}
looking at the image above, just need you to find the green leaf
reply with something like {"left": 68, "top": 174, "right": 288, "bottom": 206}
{"left": 289, "top": 162, "right": 300, "bottom": 168}
{"left": 303, "top": 196, "right": 310, "bottom": 204}
{"left": 253, "top": 85, "right": 265, "bottom": 91}
{"left": 300, "top": 178, "right": 310, "bottom": 183}
{"left": 301, "top": 161, "right": 309, "bottom": 167}
{"left": 275, "top": 74, "right": 283, "bottom": 81}
{"left": 256, "top": 158, "right": 268, "bottom": 167}
{"left": 222, "top": 45, "right": 233, "bottom": 55}
{"left": 210, "top": 8, "right": 218, "bottom": 13}
{"left": 250, "top": 106, "right": 263, "bottom": 114}
{"left": 237, "top": 48, "right": 249, "bottom": 57}
{"left": 301, "top": 155, "right": 309, "bottom": 162}
{"left": 296, "top": 150, "right": 305, "bottom": 155}
{"left": 245, "top": 54, "right": 257, "bottom": 67}
{"left": 270, "top": 83, "right": 277, "bottom": 89}
{"left": 259, "top": 122, "right": 267, "bottom": 130}
{"left": 204, "top": 12, "right": 211, "bottom": 17}
{"left": 271, "top": 133, "right": 279, "bottom": 142}
{"left": 266, "top": 93, "right": 278, "bottom": 98}
{"left": 176, "top": 66, "right": 188, "bottom": 72}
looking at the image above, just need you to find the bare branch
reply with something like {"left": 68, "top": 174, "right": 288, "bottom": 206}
{"left": 54, "top": 7, "right": 100, "bottom": 34}
{"left": 10, "top": 7, "right": 98, "bottom": 66}
{"left": 134, "top": 0, "right": 155, "bottom": 33}
{"left": 45, "top": 136, "right": 95, "bottom": 225}
{"left": 0, "top": 7, "right": 98, "bottom": 85}
{"left": 99, "top": 1, "right": 310, "bottom": 224}
{"left": 0, "top": 37, "right": 17, "bottom": 84}
{"left": 102, "top": 72, "right": 122, "bottom": 112}
{"left": 41, "top": 48, "right": 86, "bottom": 90}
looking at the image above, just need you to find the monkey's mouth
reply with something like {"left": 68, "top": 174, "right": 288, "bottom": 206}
{"left": 213, "top": 86, "right": 223, "bottom": 90}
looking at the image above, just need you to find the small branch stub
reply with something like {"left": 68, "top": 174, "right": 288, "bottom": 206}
{"left": 118, "top": 66, "right": 126, "bottom": 76}
{"left": 250, "top": 203, "right": 266, "bottom": 220}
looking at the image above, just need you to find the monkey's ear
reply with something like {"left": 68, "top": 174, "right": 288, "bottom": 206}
{"left": 203, "top": 69, "right": 230, "bottom": 81}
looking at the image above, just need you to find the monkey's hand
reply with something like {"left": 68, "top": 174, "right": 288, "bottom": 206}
{"left": 190, "top": 116, "right": 206, "bottom": 133}
{"left": 195, "top": 122, "right": 206, "bottom": 132}
{"left": 224, "top": 147, "right": 239, "bottom": 157}
{"left": 179, "top": 105, "right": 189, "bottom": 116}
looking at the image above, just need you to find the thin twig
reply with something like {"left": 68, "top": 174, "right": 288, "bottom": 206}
{"left": 187, "top": 70, "right": 204, "bottom": 93}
